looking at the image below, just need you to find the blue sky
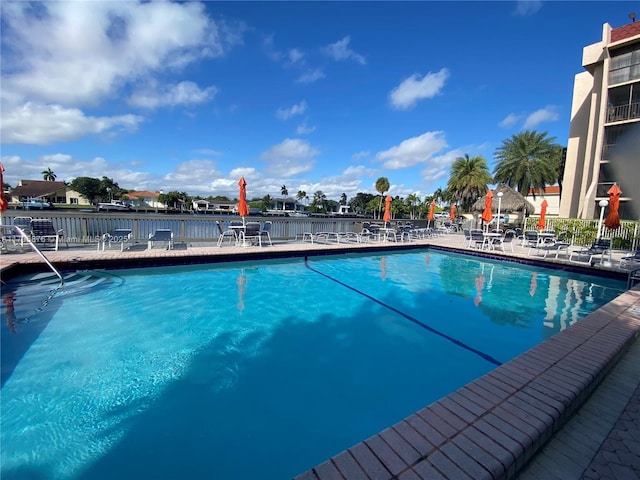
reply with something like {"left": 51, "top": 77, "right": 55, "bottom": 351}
{"left": 0, "top": 1, "right": 633, "bottom": 201}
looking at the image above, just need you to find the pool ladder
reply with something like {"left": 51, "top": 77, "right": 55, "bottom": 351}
{"left": 1, "top": 225, "right": 64, "bottom": 285}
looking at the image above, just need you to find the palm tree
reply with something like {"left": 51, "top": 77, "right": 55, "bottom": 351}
{"left": 446, "top": 154, "right": 493, "bottom": 211}
{"left": 42, "top": 168, "right": 56, "bottom": 181}
{"left": 281, "top": 185, "right": 288, "bottom": 197}
{"left": 375, "top": 177, "right": 390, "bottom": 220}
{"left": 405, "top": 193, "right": 420, "bottom": 220}
{"left": 493, "top": 130, "right": 560, "bottom": 201}
{"left": 340, "top": 193, "right": 347, "bottom": 205}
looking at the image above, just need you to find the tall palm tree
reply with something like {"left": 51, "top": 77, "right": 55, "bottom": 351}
{"left": 375, "top": 177, "right": 390, "bottom": 220}
{"left": 281, "top": 185, "right": 288, "bottom": 197}
{"left": 41, "top": 167, "right": 56, "bottom": 181}
{"left": 340, "top": 193, "right": 347, "bottom": 205}
{"left": 446, "top": 154, "right": 493, "bottom": 211}
{"left": 405, "top": 193, "right": 420, "bottom": 220}
{"left": 493, "top": 130, "right": 560, "bottom": 200}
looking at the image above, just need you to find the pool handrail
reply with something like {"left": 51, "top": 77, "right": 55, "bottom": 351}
{"left": 1, "top": 225, "right": 64, "bottom": 285}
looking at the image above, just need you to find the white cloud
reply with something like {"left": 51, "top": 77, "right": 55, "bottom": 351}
{"left": 296, "top": 69, "right": 326, "bottom": 84}
{"left": 514, "top": 1, "right": 543, "bottom": 16}
{"left": 389, "top": 68, "right": 449, "bottom": 110}
{"left": 499, "top": 113, "right": 521, "bottom": 128}
{"left": 523, "top": 106, "right": 560, "bottom": 129}
{"left": 322, "top": 36, "right": 366, "bottom": 65}
{"left": 419, "top": 148, "right": 466, "bottom": 185}
{"left": 261, "top": 138, "right": 319, "bottom": 176}
{"left": 129, "top": 81, "right": 218, "bottom": 109}
{"left": 296, "top": 122, "right": 316, "bottom": 135}
{"left": 1, "top": 103, "right": 143, "bottom": 145}
{"left": 276, "top": 101, "right": 307, "bottom": 120}
{"left": 288, "top": 49, "right": 304, "bottom": 64}
{"left": 0, "top": 1, "right": 243, "bottom": 145}
{"left": 351, "top": 151, "right": 370, "bottom": 161}
{"left": 375, "top": 131, "right": 448, "bottom": 169}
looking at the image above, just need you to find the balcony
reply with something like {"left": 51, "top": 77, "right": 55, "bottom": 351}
{"left": 607, "top": 102, "right": 640, "bottom": 123}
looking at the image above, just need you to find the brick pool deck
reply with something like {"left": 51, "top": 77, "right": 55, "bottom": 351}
{"left": 1, "top": 232, "right": 639, "bottom": 480}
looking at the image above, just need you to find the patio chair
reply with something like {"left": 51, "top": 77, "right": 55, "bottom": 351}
{"left": 469, "top": 229, "right": 484, "bottom": 249}
{"left": 569, "top": 238, "right": 611, "bottom": 265}
{"left": 259, "top": 221, "right": 273, "bottom": 246}
{"left": 148, "top": 229, "right": 173, "bottom": 250}
{"left": 30, "top": 219, "right": 67, "bottom": 251}
{"left": 492, "top": 229, "right": 516, "bottom": 252}
{"left": 522, "top": 230, "right": 539, "bottom": 248}
{"left": 216, "top": 221, "right": 237, "bottom": 247}
{"left": 242, "top": 222, "right": 262, "bottom": 246}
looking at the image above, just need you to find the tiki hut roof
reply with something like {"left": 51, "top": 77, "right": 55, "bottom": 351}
{"left": 471, "top": 184, "right": 535, "bottom": 215}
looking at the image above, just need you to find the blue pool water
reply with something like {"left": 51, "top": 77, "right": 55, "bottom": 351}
{"left": 0, "top": 250, "right": 625, "bottom": 479}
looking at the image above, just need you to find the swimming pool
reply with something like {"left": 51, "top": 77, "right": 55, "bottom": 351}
{"left": 0, "top": 250, "right": 625, "bottom": 479}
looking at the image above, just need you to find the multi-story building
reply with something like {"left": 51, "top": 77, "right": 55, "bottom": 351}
{"left": 560, "top": 17, "right": 640, "bottom": 220}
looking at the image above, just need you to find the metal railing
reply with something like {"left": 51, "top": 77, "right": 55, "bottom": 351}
{"left": 1, "top": 225, "right": 64, "bottom": 284}
{"left": 606, "top": 102, "right": 640, "bottom": 123}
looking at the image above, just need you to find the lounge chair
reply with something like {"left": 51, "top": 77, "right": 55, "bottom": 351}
{"left": 522, "top": 230, "right": 539, "bottom": 248}
{"left": 30, "top": 218, "right": 67, "bottom": 251}
{"left": 619, "top": 250, "right": 640, "bottom": 269}
{"left": 148, "top": 229, "right": 173, "bottom": 250}
{"left": 530, "top": 232, "right": 571, "bottom": 259}
{"left": 569, "top": 238, "right": 611, "bottom": 265}
{"left": 99, "top": 228, "right": 133, "bottom": 252}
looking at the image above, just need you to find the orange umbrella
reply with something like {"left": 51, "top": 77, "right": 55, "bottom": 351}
{"left": 237, "top": 176, "right": 249, "bottom": 225}
{"left": 0, "top": 162, "right": 7, "bottom": 213}
{"left": 481, "top": 190, "right": 493, "bottom": 225}
{"left": 428, "top": 201, "right": 435, "bottom": 221}
{"left": 383, "top": 195, "right": 392, "bottom": 224}
{"left": 449, "top": 204, "right": 456, "bottom": 222}
{"left": 604, "top": 184, "right": 622, "bottom": 230}
{"left": 537, "top": 199, "right": 548, "bottom": 229}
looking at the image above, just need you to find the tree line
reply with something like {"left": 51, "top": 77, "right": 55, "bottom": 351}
{"left": 40, "top": 130, "right": 563, "bottom": 217}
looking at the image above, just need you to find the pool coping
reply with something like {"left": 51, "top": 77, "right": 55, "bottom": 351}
{"left": 294, "top": 286, "right": 640, "bottom": 480}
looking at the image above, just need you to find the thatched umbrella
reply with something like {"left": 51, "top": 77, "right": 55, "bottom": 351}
{"left": 472, "top": 184, "right": 535, "bottom": 225}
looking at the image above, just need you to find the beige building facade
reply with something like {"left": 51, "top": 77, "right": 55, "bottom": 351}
{"left": 560, "top": 19, "right": 640, "bottom": 220}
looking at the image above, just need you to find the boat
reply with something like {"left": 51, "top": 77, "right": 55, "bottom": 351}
{"left": 97, "top": 200, "right": 133, "bottom": 212}
{"left": 20, "top": 197, "right": 55, "bottom": 210}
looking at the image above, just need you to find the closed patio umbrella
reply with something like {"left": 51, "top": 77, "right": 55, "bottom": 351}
{"left": 0, "top": 162, "right": 7, "bottom": 213}
{"left": 237, "top": 176, "right": 249, "bottom": 225}
{"left": 481, "top": 190, "right": 493, "bottom": 226}
{"left": 383, "top": 195, "right": 392, "bottom": 225}
{"left": 428, "top": 200, "right": 435, "bottom": 228}
{"left": 604, "top": 183, "right": 622, "bottom": 230}
{"left": 449, "top": 204, "right": 456, "bottom": 222}
{"left": 537, "top": 199, "right": 548, "bottom": 229}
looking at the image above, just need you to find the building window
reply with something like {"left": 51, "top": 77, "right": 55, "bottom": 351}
{"left": 70, "top": 198, "right": 78, "bottom": 205}
{"left": 607, "top": 82, "right": 640, "bottom": 122}
{"left": 609, "top": 44, "right": 640, "bottom": 85}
